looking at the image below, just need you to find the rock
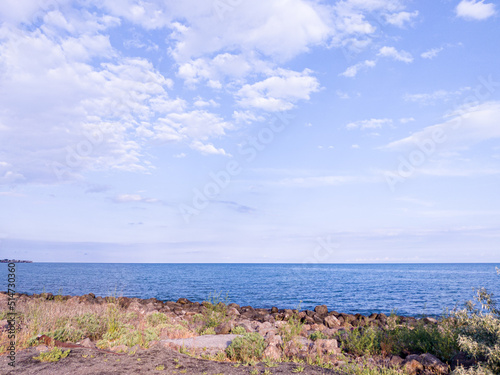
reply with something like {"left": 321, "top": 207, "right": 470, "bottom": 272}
{"left": 314, "top": 305, "right": 328, "bottom": 316}
{"left": 35, "top": 345, "right": 50, "bottom": 352}
{"left": 239, "top": 321, "right": 253, "bottom": 333}
{"left": 78, "top": 338, "right": 95, "bottom": 349}
{"left": 419, "top": 353, "right": 448, "bottom": 374}
{"left": 311, "top": 339, "right": 340, "bottom": 355}
{"left": 303, "top": 315, "right": 315, "bottom": 325}
{"left": 422, "top": 317, "right": 438, "bottom": 324}
{"left": 266, "top": 334, "right": 283, "bottom": 347}
{"left": 227, "top": 307, "right": 240, "bottom": 317}
{"left": 176, "top": 298, "right": 191, "bottom": 305}
{"left": 271, "top": 306, "right": 278, "bottom": 314}
{"left": 404, "top": 359, "right": 424, "bottom": 375}
{"left": 227, "top": 303, "right": 240, "bottom": 310}
{"left": 324, "top": 315, "right": 341, "bottom": 328}
{"left": 215, "top": 322, "right": 234, "bottom": 335}
{"left": 389, "top": 355, "right": 403, "bottom": 366}
{"left": 263, "top": 344, "right": 282, "bottom": 361}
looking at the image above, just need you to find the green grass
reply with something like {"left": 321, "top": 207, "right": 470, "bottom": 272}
{"left": 33, "top": 347, "right": 71, "bottom": 362}
{"left": 226, "top": 332, "right": 266, "bottom": 363}
{"left": 309, "top": 330, "right": 327, "bottom": 341}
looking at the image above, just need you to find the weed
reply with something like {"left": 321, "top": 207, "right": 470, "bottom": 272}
{"left": 155, "top": 364, "right": 165, "bottom": 371}
{"left": 309, "top": 331, "right": 327, "bottom": 341}
{"left": 226, "top": 332, "right": 266, "bottom": 363}
{"left": 279, "top": 304, "right": 304, "bottom": 344}
{"left": 33, "top": 347, "right": 70, "bottom": 362}
{"left": 292, "top": 365, "right": 305, "bottom": 373}
{"left": 231, "top": 326, "right": 247, "bottom": 335}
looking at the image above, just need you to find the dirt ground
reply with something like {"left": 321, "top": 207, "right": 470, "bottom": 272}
{"left": 0, "top": 346, "right": 341, "bottom": 375}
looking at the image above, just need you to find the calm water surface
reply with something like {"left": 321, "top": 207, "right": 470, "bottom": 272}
{"left": 2, "top": 263, "right": 499, "bottom": 316}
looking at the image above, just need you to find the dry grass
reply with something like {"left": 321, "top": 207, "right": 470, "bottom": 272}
{"left": 0, "top": 296, "right": 196, "bottom": 353}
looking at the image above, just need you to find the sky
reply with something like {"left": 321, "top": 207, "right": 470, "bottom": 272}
{"left": 0, "top": 0, "right": 499, "bottom": 263}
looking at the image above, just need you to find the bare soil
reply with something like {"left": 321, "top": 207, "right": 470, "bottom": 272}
{"left": 1, "top": 346, "right": 340, "bottom": 375}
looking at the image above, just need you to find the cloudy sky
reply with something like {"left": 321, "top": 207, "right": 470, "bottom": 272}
{"left": 0, "top": 0, "right": 499, "bottom": 263}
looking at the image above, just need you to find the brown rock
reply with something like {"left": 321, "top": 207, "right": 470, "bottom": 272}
{"left": 78, "top": 338, "right": 95, "bottom": 349}
{"left": 227, "top": 307, "right": 240, "bottom": 317}
{"left": 311, "top": 339, "right": 340, "bottom": 355}
{"left": 176, "top": 298, "right": 191, "bottom": 305}
{"left": 324, "top": 315, "right": 341, "bottom": 328}
{"left": 215, "top": 321, "right": 234, "bottom": 335}
{"left": 263, "top": 344, "right": 282, "bottom": 361}
{"left": 389, "top": 355, "right": 403, "bottom": 366}
{"left": 271, "top": 306, "right": 278, "bottom": 314}
{"left": 419, "top": 353, "right": 448, "bottom": 374}
{"left": 404, "top": 359, "right": 424, "bottom": 375}
{"left": 314, "top": 305, "right": 328, "bottom": 316}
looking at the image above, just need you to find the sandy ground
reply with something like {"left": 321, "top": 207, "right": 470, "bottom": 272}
{"left": 0, "top": 346, "right": 341, "bottom": 375}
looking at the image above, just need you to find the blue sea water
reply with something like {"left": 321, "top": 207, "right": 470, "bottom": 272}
{"left": 2, "top": 263, "right": 499, "bottom": 317}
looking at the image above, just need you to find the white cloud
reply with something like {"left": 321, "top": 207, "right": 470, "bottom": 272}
{"left": 279, "top": 175, "right": 366, "bottom": 188}
{"left": 340, "top": 60, "right": 376, "bottom": 78}
{"left": 236, "top": 69, "right": 320, "bottom": 112}
{"left": 385, "top": 10, "right": 419, "bottom": 27}
{"left": 378, "top": 46, "right": 413, "bottom": 63}
{"left": 456, "top": 0, "right": 496, "bottom": 20}
{"left": 112, "top": 194, "right": 161, "bottom": 204}
{"left": 347, "top": 118, "right": 392, "bottom": 130}
{"left": 190, "top": 141, "right": 229, "bottom": 156}
{"left": 404, "top": 87, "right": 470, "bottom": 105}
{"left": 421, "top": 47, "right": 443, "bottom": 59}
{"left": 399, "top": 117, "right": 415, "bottom": 124}
{"left": 385, "top": 101, "right": 500, "bottom": 150}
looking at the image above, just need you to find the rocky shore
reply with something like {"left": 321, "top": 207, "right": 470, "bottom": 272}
{"left": 0, "top": 292, "right": 474, "bottom": 374}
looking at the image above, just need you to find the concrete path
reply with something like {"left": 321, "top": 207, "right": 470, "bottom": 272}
{"left": 161, "top": 334, "right": 242, "bottom": 351}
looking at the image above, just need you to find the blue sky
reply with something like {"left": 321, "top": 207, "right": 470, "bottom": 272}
{"left": 0, "top": 0, "right": 499, "bottom": 263}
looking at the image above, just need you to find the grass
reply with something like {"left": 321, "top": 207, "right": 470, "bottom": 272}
{"left": 226, "top": 332, "right": 266, "bottom": 363}
{"left": 33, "top": 347, "right": 71, "bottom": 362}
{"left": 278, "top": 304, "right": 304, "bottom": 344}
{"left": 0, "top": 295, "right": 188, "bottom": 353}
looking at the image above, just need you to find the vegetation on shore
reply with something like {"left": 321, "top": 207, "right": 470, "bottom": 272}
{"left": 0, "top": 268, "right": 498, "bottom": 374}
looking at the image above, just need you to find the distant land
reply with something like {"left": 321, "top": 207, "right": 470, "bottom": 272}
{"left": 0, "top": 259, "right": 33, "bottom": 263}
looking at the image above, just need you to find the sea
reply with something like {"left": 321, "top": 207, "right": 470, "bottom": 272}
{"left": 2, "top": 263, "right": 499, "bottom": 317}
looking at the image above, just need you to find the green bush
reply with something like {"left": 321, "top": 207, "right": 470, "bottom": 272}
{"left": 231, "top": 326, "right": 247, "bottom": 335}
{"left": 201, "top": 291, "right": 230, "bottom": 328}
{"left": 382, "top": 319, "right": 459, "bottom": 361}
{"left": 226, "top": 332, "right": 266, "bottom": 363}
{"left": 309, "top": 331, "right": 327, "bottom": 341}
{"left": 454, "top": 285, "right": 500, "bottom": 373}
{"left": 339, "top": 326, "right": 381, "bottom": 356}
{"left": 279, "top": 307, "right": 304, "bottom": 344}
{"left": 146, "top": 312, "right": 168, "bottom": 327}
{"left": 33, "top": 347, "right": 71, "bottom": 362}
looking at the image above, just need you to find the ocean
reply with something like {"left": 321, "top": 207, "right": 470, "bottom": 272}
{"left": 2, "top": 263, "right": 499, "bottom": 317}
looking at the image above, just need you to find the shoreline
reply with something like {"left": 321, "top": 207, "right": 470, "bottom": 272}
{"left": 0, "top": 291, "right": 483, "bottom": 374}
{"left": 1, "top": 291, "right": 440, "bottom": 320}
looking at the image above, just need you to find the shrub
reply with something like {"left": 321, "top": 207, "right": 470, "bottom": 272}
{"left": 454, "top": 285, "right": 500, "bottom": 373}
{"left": 231, "top": 326, "right": 247, "bottom": 335}
{"left": 279, "top": 306, "right": 304, "bottom": 344}
{"left": 309, "top": 331, "right": 327, "bottom": 341}
{"left": 200, "top": 291, "right": 230, "bottom": 329}
{"left": 226, "top": 332, "right": 266, "bottom": 363}
{"left": 381, "top": 318, "right": 459, "bottom": 361}
{"left": 33, "top": 347, "right": 70, "bottom": 362}
{"left": 338, "top": 326, "right": 381, "bottom": 356}
{"left": 147, "top": 312, "right": 168, "bottom": 327}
